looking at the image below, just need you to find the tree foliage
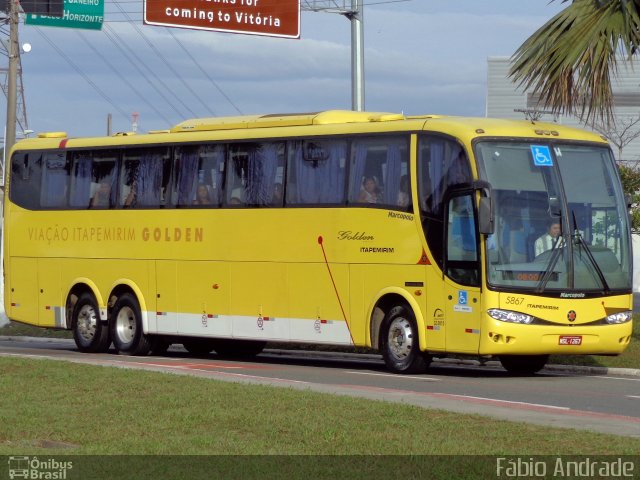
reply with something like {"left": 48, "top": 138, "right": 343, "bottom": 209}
{"left": 618, "top": 163, "right": 640, "bottom": 232}
{"left": 510, "top": 0, "right": 640, "bottom": 128}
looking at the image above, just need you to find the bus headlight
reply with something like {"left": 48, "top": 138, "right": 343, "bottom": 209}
{"left": 487, "top": 308, "right": 534, "bottom": 324}
{"left": 606, "top": 311, "right": 633, "bottom": 324}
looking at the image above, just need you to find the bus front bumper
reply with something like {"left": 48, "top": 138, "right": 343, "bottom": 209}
{"left": 478, "top": 319, "right": 633, "bottom": 356}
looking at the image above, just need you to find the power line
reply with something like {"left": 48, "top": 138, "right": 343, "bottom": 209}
{"left": 76, "top": 29, "right": 173, "bottom": 126}
{"left": 111, "top": 0, "right": 216, "bottom": 116}
{"left": 103, "top": 24, "right": 198, "bottom": 119}
{"left": 165, "top": 28, "right": 243, "bottom": 115}
{"left": 33, "top": 26, "right": 131, "bottom": 124}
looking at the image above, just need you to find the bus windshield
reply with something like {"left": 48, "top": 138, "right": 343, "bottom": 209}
{"left": 476, "top": 141, "right": 632, "bottom": 293}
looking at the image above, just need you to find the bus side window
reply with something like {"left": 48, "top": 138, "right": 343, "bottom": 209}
{"left": 229, "top": 142, "right": 285, "bottom": 207}
{"left": 120, "top": 158, "right": 139, "bottom": 207}
{"left": 40, "top": 153, "right": 69, "bottom": 209}
{"left": 88, "top": 153, "right": 118, "bottom": 209}
{"left": 286, "top": 139, "right": 347, "bottom": 205}
{"left": 69, "top": 153, "right": 93, "bottom": 208}
{"left": 227, "top": 146, "right": 248, "bottom": 206}
{"left": 174, "top": 146, "right": 198, "bottom": 207}
{"left": 120, "top": 148, "right": 171, "bottom": 208}
{"left": 348, "top": 136, "right": 409, "bottom": 209}
{"left": 10, "top": 152, "right": 43, "bottom": 210}
{"left": 195, "top": 145, "right": 225, "bottom": 207}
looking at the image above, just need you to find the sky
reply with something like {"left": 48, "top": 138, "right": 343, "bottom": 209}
{"left": 7, "top": 0, "right": 567, "bottom": 137}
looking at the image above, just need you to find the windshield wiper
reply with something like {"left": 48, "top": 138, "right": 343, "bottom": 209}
{"left": 571, "top": 211, "right": 610, "bottom": 294}
{"left": 535, "top": 229, "right": 564, "bottom": 293}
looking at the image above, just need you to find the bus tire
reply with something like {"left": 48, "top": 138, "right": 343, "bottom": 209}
{"left": 72, "top": 293, "right": 111, "bottom": 353}
{"left": 499, "top": 355, "right": 548, "bottom": 375}
{"left": 110, "top": 293, "right": 151, "bottom": 356}
{"left": 212, "top": 339, "right": 267, "bottom": 358}
{"left": 182, "top": 339, "right": 216, "bottom": 355}
{"left": 381, "top": 304, "right": 428, "bottom": 374}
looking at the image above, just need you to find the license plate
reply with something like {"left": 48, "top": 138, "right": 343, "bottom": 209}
{"left": 559, "top": 335, "right": 582, "bottom": 346}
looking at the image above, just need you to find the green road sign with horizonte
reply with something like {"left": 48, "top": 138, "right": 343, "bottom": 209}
{"left": 26, "top": 0, "right": 104, "bottom": 30}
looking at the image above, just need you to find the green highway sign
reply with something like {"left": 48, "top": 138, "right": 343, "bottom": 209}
{"left": 25, "top": 0, "right": 104, "bottom": 30}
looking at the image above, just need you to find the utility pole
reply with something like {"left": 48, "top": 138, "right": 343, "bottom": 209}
{"left": 4, "top": 0, "right": 17, "bottom": 164}
{"left": 301, "top": 0, "right": 365, "bottom": 111}
{"left": 1, "top": 0, "right": 29, "bottom": 183}
{"left": 348, "top": 0, "right": 364, "bottom": 111}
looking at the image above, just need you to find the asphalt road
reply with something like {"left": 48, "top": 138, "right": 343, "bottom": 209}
{"left": 1, "top": 336, "right": 639, "bottom": 438}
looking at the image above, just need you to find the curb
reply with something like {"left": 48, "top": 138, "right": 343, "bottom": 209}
{"left": 1, "top": 335, "right": 638, "bottom": 377}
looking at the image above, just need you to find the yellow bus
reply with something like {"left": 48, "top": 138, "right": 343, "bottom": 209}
{"left": 3, "top": 110, "right": 633, "bottom": 374}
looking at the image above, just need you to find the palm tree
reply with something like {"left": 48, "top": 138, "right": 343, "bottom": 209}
{"left": 509, "top": 0, "right": 640, "bottom": 127}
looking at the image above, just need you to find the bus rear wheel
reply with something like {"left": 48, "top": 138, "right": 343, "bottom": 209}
{"left": 110, "top": 293, "right": 151, "bottom": 356}
{"left": 499, "top": 355, "right": 549, "bottom": 375}
{"left": 381, "top": 304, "right": 429, "bottom": 374}
{"left": 72, "top": 293, "right": 111, "bottom": 353}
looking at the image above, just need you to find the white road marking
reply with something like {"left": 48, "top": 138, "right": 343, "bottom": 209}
{"left": 593, "top": 376, "right": 640, "bottom": 382}
{"left": 345, "top": 371, "right": 440, "bottom": 381}
{"left": 443, "top": 394, "right": 570, "bottom": 410}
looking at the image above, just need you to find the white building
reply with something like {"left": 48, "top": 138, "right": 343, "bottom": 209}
{"left": 486, "top": 57, "right": 640, "bottom": 164}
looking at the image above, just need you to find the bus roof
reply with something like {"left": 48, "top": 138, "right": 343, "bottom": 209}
{"left": 170, "top": 110, "right": 410, "bottom": 132}
{"left": 18, "top": 110, "right": 607, "bottom": 150}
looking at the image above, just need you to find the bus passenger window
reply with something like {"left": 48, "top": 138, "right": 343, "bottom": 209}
{"left": 10, "top": 152, "right": 43, "bottom": 210}
{"left": 90, "top": 182, "right": 112, "bottom": 208}
{"left": 174, "top": 145, "right": 224, "bottom": 208}
{"left": 41, "top": 153, "right": 70, "bottom": 208}
{"left": 68, "top": 151, "right": 117, "bottom": 209}
{"left": 193, "top": 184, "right": 213, "bottom": 206}
{"left": 358, "top": 176, "right": 381, "bottom": 203}
{"left": 348, "top": 136, "right": 409, "bottom": 210}
{"left": 397, "top": 175, "right": 410, "bottom": 208}
{"left": 286, "top": 139, "right": 347, "bottom": 205}
{"left": 120, "top": 148, "right": 171, "bottom": 208}
{"left": 272, "top": 182, "right": 284, "bottom": 206}
{"left": 90, "top": 155, "right": 117, "bottom": 209}
{"left": 227, "top": 142, "right": 285, "bottom": 207}
{"left": 227, "top": 146, "right": 248, "bottom": 206}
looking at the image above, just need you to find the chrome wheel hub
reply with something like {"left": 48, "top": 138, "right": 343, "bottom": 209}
{"left": 388, "top": 317, "right": 414, "bottom": 361}
{"left": 77, "top": 304, "right": 97, "bottom": 341}
{"left": 115, "top": 306, "right": 136, "bottom": 344}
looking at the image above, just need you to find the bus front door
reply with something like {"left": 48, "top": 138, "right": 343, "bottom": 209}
{"left": 443, "top": 193, "right": 482, "bottom": 354}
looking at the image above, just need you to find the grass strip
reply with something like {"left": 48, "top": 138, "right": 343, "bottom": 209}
{"left": 1, "top": 357, "right": 639, "bottom": 458}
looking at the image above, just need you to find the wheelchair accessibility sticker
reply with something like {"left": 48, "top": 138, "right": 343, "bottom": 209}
{"left": 454, "top": 290, "right": 472, "bottom": 313}
{"left": 531, "top": 145, "right": 553, "bottom": 167}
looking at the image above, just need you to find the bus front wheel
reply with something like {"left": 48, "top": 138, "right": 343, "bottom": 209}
{"left": 499, "top": 355, "right": 549, "bottom": 375}
{"left": 381, "top": 304, "right": 429, "bottom": 374}
{"left": 110, "top": 293, "right": 151, "bottom": 356}
{"left": 72, "top": 293, "right": 111, "bottom": 353}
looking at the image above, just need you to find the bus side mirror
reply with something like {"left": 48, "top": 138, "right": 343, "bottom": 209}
{"left": 478, "top": 197, "right": 494, "bottom": 235}
{"left": 473, "top": 180, "right": 494, "bottom": 235}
